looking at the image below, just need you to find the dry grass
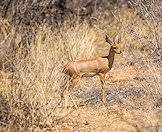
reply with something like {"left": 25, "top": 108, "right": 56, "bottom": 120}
{"left": 0, "top": 6, "right": 162, "bottom": 131}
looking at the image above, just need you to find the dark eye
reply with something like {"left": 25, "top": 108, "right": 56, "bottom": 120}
{"left": 114, "top": 47, "right": 117, "bottom": 49}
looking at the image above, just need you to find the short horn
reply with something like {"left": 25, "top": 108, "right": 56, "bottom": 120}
{"left": 105, "top": 34, "right": 113, "bottom": 45}
{"left": 114, "top": 33, "right": 121, "bottom": 44}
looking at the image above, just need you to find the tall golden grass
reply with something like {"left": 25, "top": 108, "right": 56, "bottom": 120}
{"left": 0, "top": 7, "right": 161, "bottom": 131}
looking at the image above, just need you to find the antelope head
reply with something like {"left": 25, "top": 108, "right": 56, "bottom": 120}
{"left": 105, "top": 34, "right": 122, "bottom": 54}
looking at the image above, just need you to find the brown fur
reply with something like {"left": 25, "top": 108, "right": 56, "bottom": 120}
{"left": 62, "top": 34, "right": 122, "bottom": 106}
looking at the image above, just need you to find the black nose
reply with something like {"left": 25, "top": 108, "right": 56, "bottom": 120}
{"left": 117, "top": 51, "right": 122, "bottom": 54}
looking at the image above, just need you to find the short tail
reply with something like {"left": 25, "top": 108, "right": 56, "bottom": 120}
{"left": 62, "top": 63, "right": 70, "bottom": 75}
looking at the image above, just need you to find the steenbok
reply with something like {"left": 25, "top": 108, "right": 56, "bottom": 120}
{"left": 62, "top": 34, "right": 123, "bottom": 107}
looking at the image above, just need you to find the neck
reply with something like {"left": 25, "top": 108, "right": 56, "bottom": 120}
{"left": 107, "top": 47, "right": 115, "bottom": 69}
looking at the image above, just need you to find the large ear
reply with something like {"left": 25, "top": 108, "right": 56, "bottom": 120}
{"left": 114, "top": 33, "right": 121, "bottom": 44}
{"left": 105, "top": 34, "right": 113, "bottom": 45}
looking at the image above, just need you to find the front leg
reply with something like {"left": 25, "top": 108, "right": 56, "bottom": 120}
{"left": 98, "top": 73, "right": 107, "bottom": 104}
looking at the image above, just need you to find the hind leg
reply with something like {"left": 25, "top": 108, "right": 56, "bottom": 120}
{"left": 64, "top": 74, "right": 79, "bottom": 108}
{"left": 60, "top": 77, "right": 68, "bottom": 107}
